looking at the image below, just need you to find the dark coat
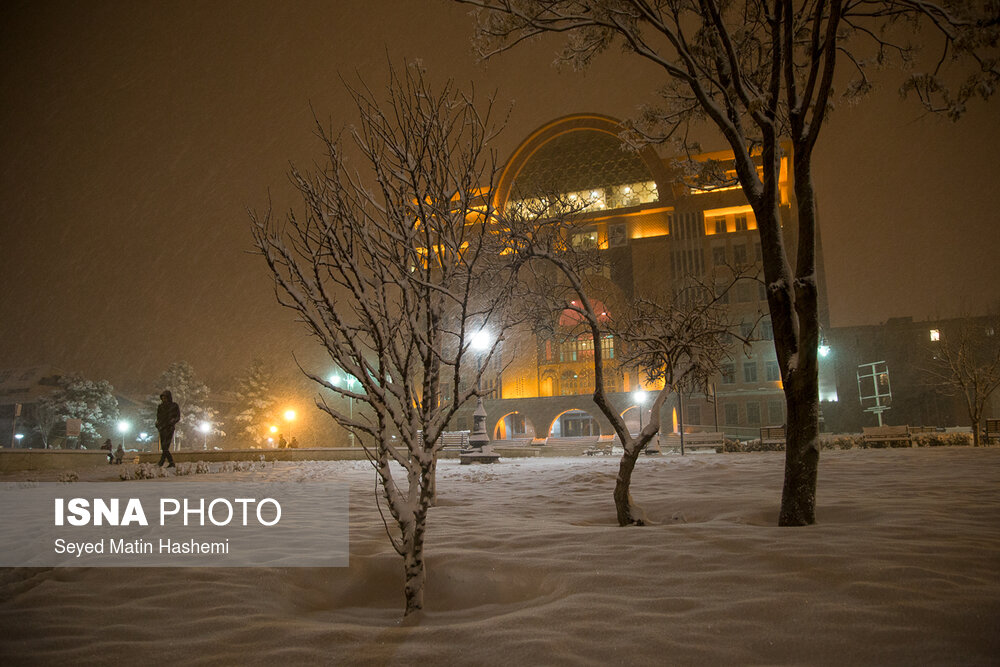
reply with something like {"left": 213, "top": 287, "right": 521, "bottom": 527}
{"left": 156, "top": 391, "right": 181, "bottom": 432}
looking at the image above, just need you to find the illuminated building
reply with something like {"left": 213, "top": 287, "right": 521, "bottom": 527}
{"left": 449, "top": 113, "right": 837, "bottom": 442}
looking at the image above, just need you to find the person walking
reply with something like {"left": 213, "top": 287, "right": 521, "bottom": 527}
{"left": 156, "top": 390, "right": 181, "bottom": 468}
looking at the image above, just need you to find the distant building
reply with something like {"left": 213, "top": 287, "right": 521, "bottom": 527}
{"left": 0, "top": 366, "right": 64, "bottom": 447}
{"left": 825, "top": 315, "right": 1000, "bottom": 432}
{"left": 448, "top": 113, "right": 836, "bottom": 441}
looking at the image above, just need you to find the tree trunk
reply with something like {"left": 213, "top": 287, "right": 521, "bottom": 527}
{"left": 402, "top": 515, "right": 427, "bottom": 617}
{"left": 613, "top": 446, "right": 646, "bottom": 526}
{"left": 971, "top": 418, "right": 981, "bottom": 447}
{"left": 778, "top": 149, "right": 822, "bottom": 527}
{"left": 779, "top": 369, "right": 820, "bottom": 526}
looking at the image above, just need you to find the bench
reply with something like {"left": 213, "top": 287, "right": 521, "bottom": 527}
{"left": 862, "top": 425, "right": 912, "bottom": 447}
{"left": 985, "top": 418, "right": 1000, "bottom": 444}
{"left": 659, "top": 432, "right": 725, "bottom": 453}
{"left": 760, "top": 426, "right": 786, "bottom": 447}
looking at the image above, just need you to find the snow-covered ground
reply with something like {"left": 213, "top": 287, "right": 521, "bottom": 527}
{"left": 2, "top": 447, "right": 998, "bottom": 665}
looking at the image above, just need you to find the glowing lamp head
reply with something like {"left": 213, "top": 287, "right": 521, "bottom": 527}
{"left": 117, "top": 420, "right": 129, "bottom": 434}
{"left": 633, "top": 390, "right": 648, "bottom": 405}
{"left": 818, "top": 343, "right": 831, "bottom": 358}
{"left": 470, "top": 329, "right": 491, "bottom": 351}
{"left": 284, "top": 410, "right": 296, "bottom": 422}
{"left": 199, "top": 421, "right": 211, "bottom": 434}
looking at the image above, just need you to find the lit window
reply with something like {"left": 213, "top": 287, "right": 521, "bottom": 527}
{"left": 929, "top": 329, "right": 940, "bottom": 342}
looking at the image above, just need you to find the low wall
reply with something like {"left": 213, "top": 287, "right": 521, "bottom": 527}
{"left": 0, "top": 444, "right": 545, "bottom": 472}
{"left": 0, "top": 447, "right": 370, "bottom": 472}
{"left": 0, "top": 449, "right": 110, "bottom": 472}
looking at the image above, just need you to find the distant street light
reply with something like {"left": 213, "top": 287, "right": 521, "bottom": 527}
{"left": 284, "top": 409, "right": 296, "bottom": 441}
{"left": 199, "top": 421, "right": 211, "bottom": 450}
{"left": 14, "top": 433, "right": 24, "bottom": 448}
{"left": 117, "top": 420, "right": 130, "bottom": 448}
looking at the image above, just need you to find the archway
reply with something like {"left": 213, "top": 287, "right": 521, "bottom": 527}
{"left": 548, "top": 409, "right": 602, "bottom": 438}
{"left": 493, "top": 411, "right": 536, "bottom": 441}
{"left": 620, "top": 406, "right": 641, "bottom": 436}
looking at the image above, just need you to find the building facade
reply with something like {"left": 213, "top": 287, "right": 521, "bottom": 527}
{"left": 825, "top": 315, "right": 1000, "bottom": 433}
{"left": 451, "top": 113, "right": 837, "bottom": 442}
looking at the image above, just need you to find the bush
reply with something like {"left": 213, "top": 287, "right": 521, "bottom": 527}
{"left": 720, "top": 431, "right": 978, "bottom": 453}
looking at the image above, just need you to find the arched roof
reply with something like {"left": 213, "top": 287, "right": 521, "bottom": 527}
{"left": 495, "top": 114, "right": 669, "bottom": 208}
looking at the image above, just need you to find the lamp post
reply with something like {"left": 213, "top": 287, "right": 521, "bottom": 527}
{"left": 462, "top": 329, "right": 499, "bottom": 464}
{"left": 199, "top": 421, "right": 210, "bottom": 450}
{"left": 632, "top": 389, "right": 648, "bottom": 435}
{"left": 117, "top": 420, "right": 130, "bottom": 448}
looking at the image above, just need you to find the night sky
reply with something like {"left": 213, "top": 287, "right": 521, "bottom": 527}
{"left": 2, "top": 0, "right": 998, "bottom": 396}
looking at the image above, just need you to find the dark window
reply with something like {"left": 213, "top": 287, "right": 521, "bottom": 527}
{"left": 712, "top": 246, "right": 726, "bottom": 265}
{"left": 716, "top": 283, "right": 730, "bottom": 304}
{"left": 746, "top": 402, "right": 761, "bottom": 425}
{"left": 715, "top": 218, "right": 726, "bottom": 234}
{"left": 766, "top": 360, "right": 780, "bottom": 382}
{"left": 686, "top": 404, "right": 702, "bottom": 425}
{"left": 721, "top": 363, "right": 736, "bottom": 384}
{"left": 743, "top": 361, "right": 758, "bottom": 383}
{"left": 768, "top": 400, "right": 784, "bottom": 425}
{"left": 724, "top": 403, "right": 739, "bottom": 425}
{"left": 733, "top": 244, "right": 748, "bottom": 265}
{"left": 735, "top": 215, "right": 748, "bottom": 231}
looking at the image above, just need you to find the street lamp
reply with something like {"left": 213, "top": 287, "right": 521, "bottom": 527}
{"left": 463, "top": 328, "right": 499, "bottom": 463}
{"left": 117, "top": 420, "right": 130, "bottom": 448}
{"left": 14, "top": 433, "right": 24, "bottom": 448}
{"left": 284, "top": 409, "right": 296, "bottom": 442}
{"left": 632, "top": 390, "right": 648, "bottom": 434}
{"left": 199, "top": 421, "right": 211, "bottom": 450}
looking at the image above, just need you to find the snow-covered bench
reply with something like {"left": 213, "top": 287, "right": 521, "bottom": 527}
{"left": 760, "top": 426, "right": 786, "bottom": 447}
{"left": 862, "top": 425, "right": 912, "bottom": 447}
{"left": 985, "top": 419, "right": 1000, "bottom": 444}
{"left": 661, "top": 432, "right": 725, "bottom": 453}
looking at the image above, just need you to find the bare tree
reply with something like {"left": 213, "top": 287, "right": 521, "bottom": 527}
{"left": 460, "top": 0, "right": 999, "bottom": 525}
{"left": 508, "top": 211, "right": 750, "bottom": 525}
{"left": 251, "top": 64, "right": 511, "bottom": 618}
{"left": 924, "top": 317, "right": 1000, "bottom": 446}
